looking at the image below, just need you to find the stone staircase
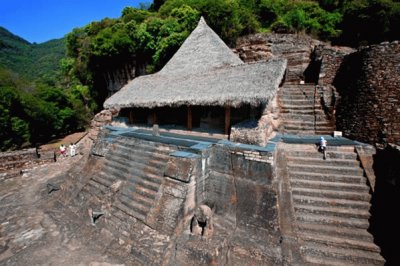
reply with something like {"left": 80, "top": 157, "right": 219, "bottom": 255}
{"left": 278, "top": 84, "right": 334, "bottom": 135}
{"left": 81, "top": 138, "right": 177, "bottom": 223}
{"left": 284, "top": 144, "right": 385, "bottom": 265}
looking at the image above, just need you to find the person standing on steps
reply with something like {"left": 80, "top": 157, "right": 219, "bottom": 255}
{"left": 69, "top": 143, "right": 76, "bottom": 157}
{"left": 319, "top": 136, "right": 327, "bottom": 160}
{"left": 59, "top": 144, "right": 66, "bottom": 157}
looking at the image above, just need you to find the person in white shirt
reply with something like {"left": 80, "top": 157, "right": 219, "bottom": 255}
{"left": 319, "top": 136, "right": 327, "bottom": 160}
{"left": 69, "top": 143, "right": 76, "bottom": 157}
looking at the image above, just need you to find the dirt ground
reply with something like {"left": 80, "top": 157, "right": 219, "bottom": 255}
{"left": 39, "top": 132, "right": 88, "bottom": 152}
{"left": 0, "top": 140, "right": 125, "bottom": 266}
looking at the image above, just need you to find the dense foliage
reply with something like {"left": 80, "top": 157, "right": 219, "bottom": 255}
{"left": 63, "top": 0, "right": 399, "bottom": 114}
{"left": 0, "top": 28, "right": 94, "bottom": 151}
{"left": 1, "top": 0, "right": 399, "bottom": 151}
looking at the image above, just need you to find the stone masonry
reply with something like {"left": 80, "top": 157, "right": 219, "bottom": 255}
{"left": 334, "top": 41, "right": 400, "bottom": 146}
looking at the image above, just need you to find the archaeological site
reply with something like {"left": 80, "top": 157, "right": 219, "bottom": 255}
{"left": 1, "top": 17, "right": 399, "bottom": 265}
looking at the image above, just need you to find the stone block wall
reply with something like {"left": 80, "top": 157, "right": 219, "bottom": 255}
{"left": 0, "top": 148, "right": 55, "bottom": 180}
{"left": 205, "top": 144, "right": 277, "bottom": 232}
{"left": 230, "top": 102, "right": 278, "bottom": 146}
{"left": 234, "top": 33, "right": 319, "bottom": 82}
{"left": 88, "top": 109, "right": 119, "bottom": 141}
{"left": 172, "top": 143, "right": 281, "bottom": 265}
{"left": 312, "top": 44, "right": 355, "bottom": 85}
{"left": 334, "top": 41, "right": 400, "bottom": 146}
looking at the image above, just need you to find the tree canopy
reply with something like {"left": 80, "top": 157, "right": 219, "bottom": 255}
{"left": 1, "top": 0, "right": 399, "bottom": 151}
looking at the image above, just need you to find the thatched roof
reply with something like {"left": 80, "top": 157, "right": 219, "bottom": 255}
{"left": 104, "top": 17, "right": 287, "bottom": 109}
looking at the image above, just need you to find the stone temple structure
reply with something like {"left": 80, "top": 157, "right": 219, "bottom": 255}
{"left": 104, "top": 17, "right": 286, "bottom": 145}
{"left": 1, "top": 18, "right": 388, "bottom": 265}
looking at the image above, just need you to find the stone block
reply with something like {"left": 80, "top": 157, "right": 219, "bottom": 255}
{"left": 164, "top": 153, "right": 201, "bottom": 183}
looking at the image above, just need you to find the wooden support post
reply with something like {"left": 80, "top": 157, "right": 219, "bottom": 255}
{"left": 152, "top": 111, "right": 157, "bottom": 125}
{"left": 187, "top": 106, "right": 192, "bottom": 131}
{"left": 129, "top": 110, "right": 133, "bottom": 124}
{"left": 225, "top": 106, "right": 231, "bottom": 136}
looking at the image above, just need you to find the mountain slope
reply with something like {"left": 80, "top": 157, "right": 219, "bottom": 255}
{"left": 0, "top": 26, "right": 66, "bottom": 83}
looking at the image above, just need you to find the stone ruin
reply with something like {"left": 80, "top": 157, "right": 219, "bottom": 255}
{"left": 1, "top": 33, "right": 399, "bottom": 265}
{"left": 0, "top": 148, "right": 56, "bottom": 181}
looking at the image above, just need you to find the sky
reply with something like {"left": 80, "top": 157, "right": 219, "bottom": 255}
{"left": 0, "top": 0, "right": 150, "bottom": 43}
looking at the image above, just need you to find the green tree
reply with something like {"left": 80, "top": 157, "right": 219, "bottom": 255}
{"left": 338, "top": 0, "right": 399, "bottom": 46}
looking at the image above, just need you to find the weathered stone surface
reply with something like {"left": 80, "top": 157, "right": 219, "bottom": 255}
{"left": 88, "top": 109, "right": 119, "bottom": 141}
{"left": 164, "top": 153, "right": 200, "bottom": 183}
{"left": 235, "top": 33, "right": 320, "bottom": 83}
{"left": 312, "top": 44, "right": 356, "bottom": 85}
{"left": 355, "top": 145, "right": 377, "bottom": 191}
{"left": 335, "top": 41, "right": 400, "bottom": 146}
{"left": 0, "top": 148, "right": 56, "bottom": 181}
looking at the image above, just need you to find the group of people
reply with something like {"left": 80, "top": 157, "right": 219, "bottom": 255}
{"left": 59, "top": 143, "right": 77, "bottom": 157}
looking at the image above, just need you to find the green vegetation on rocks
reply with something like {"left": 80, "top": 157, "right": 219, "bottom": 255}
{"left": 1, "top": 0, "right": 399, "bottom": 151}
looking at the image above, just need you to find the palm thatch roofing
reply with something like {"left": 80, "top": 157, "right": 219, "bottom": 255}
{"left": 104, "top": 17, "right": 287, "bottom": 109}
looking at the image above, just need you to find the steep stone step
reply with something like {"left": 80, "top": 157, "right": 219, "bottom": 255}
{"left": 92, "top": 173, "right": 114, "bottom": 188}
{"left": 296, "top": 213, "right": 369, "bottom": 229}
{"left": 290, "top": 171, "right": 364, "bottom": 184}
{"left": 133, "top": 185, "right": 158, "bottom": 200}
{"left": 105, "top": 157, "right": 161, "bottom": 178}
{"left": 282, "top": 84, "right": 316, "bottom": 90}
{"left": 292, "top": 195, "right": 370, "bottom": 210}
{"left": 112, "top": 144, "right": 172, "bottom": 162}
{"left": 280, "top": 104, "right": 315, "bottom": 110}
{"left": 87, "top": 179, "right": 108, "bottom": 194}
{"left": 113, "top": 139, "right": 176, "bottom": 155}
{"left": 119, "top": 190, "right": 154, "bottom": 209}
{"left": 315, "top": 129, "right": 335, "bottom": 135}
{"left": 297, "top": 222, "right": 374, "bottom": 242}
{"left": 118, "top": 194, "right": 150, "bottom": 217}
{"left": 287, "top": 164, "right": 364, "bottom": 176}
{"left": 279, "top": 86, "right": 315, "bottom": 92}
{"left": 285, "top": 144, "right": 355, "bottom": 151}
{"left": 113, "top": 199, "right": 146, "bottom": 221}
{"left": 287, "top": 157, "right": 360, "bottom": 167}
{"left": 286, "top": 150, "right": 357, "bottom": 160}
{"left": 110, "top": 150, "right": 167, "bottom": 172}
{"left": 283, "top": 126, "right": 333, "bottom": 134}
{"left": 126, "top": 173, "right": 162, "bottom": 193}
{"left": 280, "top": 108, "right": 315, "bottom": 115}
{"left": 280, "top": 99, "right": 315, "bottom": 106}
{"left": 281, "top": 113, "right": 325, "bottom": 120}
{"left": 294, "top": 204, "right": 370, "bottom": 219}
{"left": 283, "top": 125, "right": 333, "bottom": 132}
{"left": 299, "top": 232, "right": 380, "bottom": 252}
{"left": 102, "top": 166, "right": 128, "bottom": 182}
{"left": 284, "top": 127, "right": 334, "bottom": 134}
{"left": 278, "top": 93, "right": 315, "bottom": 100}
{"left": 292, "top": 187, "right": 371, "bottom": 201}
{"left": 104, "top": 158, "right": 131, "bottom": 173}
{"left": 291, "top": 179, "right": 368, "bottom": 192}
{"left": 283, "top": 120, "right": 332, "bottom": 127}
{"left": 302, "top": 243, "right": 385, "bottom": 265}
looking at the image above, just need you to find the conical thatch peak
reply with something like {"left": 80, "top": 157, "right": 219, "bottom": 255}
{"left": 104, "top": 17, "right": 288, "bottom": 110}
{"left": 159, "top": 17, "right": 243, "bottom": 75}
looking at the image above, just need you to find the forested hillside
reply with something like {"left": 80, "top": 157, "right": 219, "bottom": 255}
{"left": 0, "top": 27, "right": 65, "bottom": 83}
{"left": 65, "top": 0, "right": 400, "bottom": 110}
{"left": 0, "top": 28, "right": 94, "bottom": 151}
{"left": 1, "top": 0, "right": 399, "bottom": 151}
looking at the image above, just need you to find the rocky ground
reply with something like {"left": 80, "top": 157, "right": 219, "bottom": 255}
{"left": 0, "top": 144, "right": 125, "bottom": 265}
